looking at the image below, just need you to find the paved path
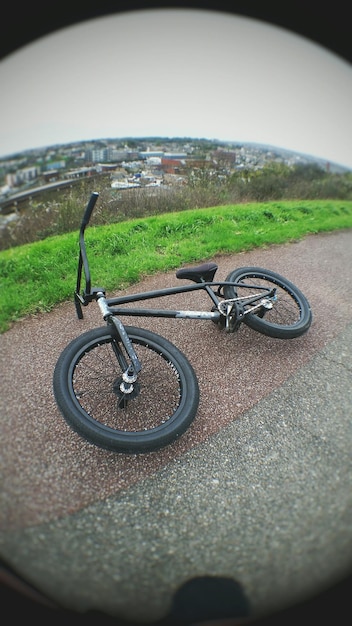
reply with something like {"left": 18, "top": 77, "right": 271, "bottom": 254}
{"left": 1, "top": 229, "right": 352, "bottom": 624}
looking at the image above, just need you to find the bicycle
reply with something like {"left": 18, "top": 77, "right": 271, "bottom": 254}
{"left": 53, "top": 192, "right": 312, "bottom": 453}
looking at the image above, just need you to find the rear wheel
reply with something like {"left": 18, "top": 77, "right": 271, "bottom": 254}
{"left": 224, "top": 267, "right": 312, "bottom": 339}
{"left": 53, "top": 325, "right": 199, "bottom": 453}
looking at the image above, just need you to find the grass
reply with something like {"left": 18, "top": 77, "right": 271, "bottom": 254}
{"left": 0, "top": 199, "right": 351, "bottom": 333}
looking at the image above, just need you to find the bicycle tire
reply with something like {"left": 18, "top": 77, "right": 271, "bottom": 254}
{"left": 53, "top": 325, "right": 199, "bottom": 453}
{"left": 224, "top": 267, "right": 312, "bottom": 339}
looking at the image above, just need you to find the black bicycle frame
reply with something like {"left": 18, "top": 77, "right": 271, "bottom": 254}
{"left": 74, "top": 192, "right": 274, "bottom": 325}
{"left": 105, "top": 281, "right": 223, "bottom": 322}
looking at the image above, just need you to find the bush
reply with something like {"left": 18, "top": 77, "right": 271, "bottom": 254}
{"left": 1, "top": 164, "right": 351, "bottom": 250}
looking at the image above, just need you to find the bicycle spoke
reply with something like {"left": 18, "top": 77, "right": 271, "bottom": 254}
{"left": 237, "top": 277, "right": 301, "bottom": 325}
{"left": 72, "top": 339, "right": 182, "bottom": 432}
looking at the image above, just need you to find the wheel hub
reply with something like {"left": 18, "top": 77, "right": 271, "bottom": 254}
{"left": 113, "top": 378, "right": 140, "bottom": 400}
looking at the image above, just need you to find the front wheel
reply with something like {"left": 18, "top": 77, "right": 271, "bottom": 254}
{"left": 53, "top": 325, "right": 199, "bottom": 453}
{"left": 224, "top": 267, "right": 312, "bottom": 339}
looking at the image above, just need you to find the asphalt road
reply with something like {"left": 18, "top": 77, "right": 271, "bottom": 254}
{"left": 1, "top": 229, "right": 351, "bottom": 624}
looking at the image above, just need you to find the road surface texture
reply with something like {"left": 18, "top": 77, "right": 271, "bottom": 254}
{"left": 1, "top": 228, "right": 351, "bottom": 624}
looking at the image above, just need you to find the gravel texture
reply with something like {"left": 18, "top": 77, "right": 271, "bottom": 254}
{"left": 0, "top": 229, "right": 351, "bottom": 622}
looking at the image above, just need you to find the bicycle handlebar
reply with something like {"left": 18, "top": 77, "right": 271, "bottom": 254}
{"left": 74, "top": 192, "right": 99, "bottom": 318}
{"left": 81, "top": 191, "right": 99, "bottom": 230}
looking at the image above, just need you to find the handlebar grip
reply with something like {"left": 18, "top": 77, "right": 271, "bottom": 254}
{"left": 81, "top": 192, "right": 99, "bottom": 229}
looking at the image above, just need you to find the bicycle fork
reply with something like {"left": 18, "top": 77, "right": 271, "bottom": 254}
{"left": 97, "top": 293, "right": 142, "bottom": 403}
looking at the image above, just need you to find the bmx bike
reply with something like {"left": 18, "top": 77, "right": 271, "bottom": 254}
{"left": 53, "top": 192, "right": 312, "bottom": 453}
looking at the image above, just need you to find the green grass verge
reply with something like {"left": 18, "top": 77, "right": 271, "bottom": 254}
{"left": 1, "top": 199, "right": 351, "bottom": 333}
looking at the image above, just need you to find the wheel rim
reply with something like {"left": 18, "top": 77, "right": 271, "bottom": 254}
{"left": 68, "top": 335, "right": 185, "bottom": 433}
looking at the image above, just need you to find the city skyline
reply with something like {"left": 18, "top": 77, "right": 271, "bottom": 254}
{"left": 1, "top": 9, "right": 352, "bottom": 169}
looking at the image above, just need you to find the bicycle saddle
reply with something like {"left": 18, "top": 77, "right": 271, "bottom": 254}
{"left": 176, "top": 262, "right": 218, "bottom": 283}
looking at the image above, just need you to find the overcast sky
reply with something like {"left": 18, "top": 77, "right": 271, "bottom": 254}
{"left": 1, "top": 8, "right": 351, "bottom": 168}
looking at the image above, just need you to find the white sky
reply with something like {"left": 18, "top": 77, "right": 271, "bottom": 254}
{"left": 1, "top": 8, "right": 352, "bottom": 169}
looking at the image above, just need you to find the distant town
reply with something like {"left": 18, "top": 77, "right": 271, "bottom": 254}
{"left": 0, "top": 136, "right": 347, "bottom": 212}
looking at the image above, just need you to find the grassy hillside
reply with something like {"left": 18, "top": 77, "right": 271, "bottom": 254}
{"left": 0, "top": 199, "right": 351, "bottom": 333}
